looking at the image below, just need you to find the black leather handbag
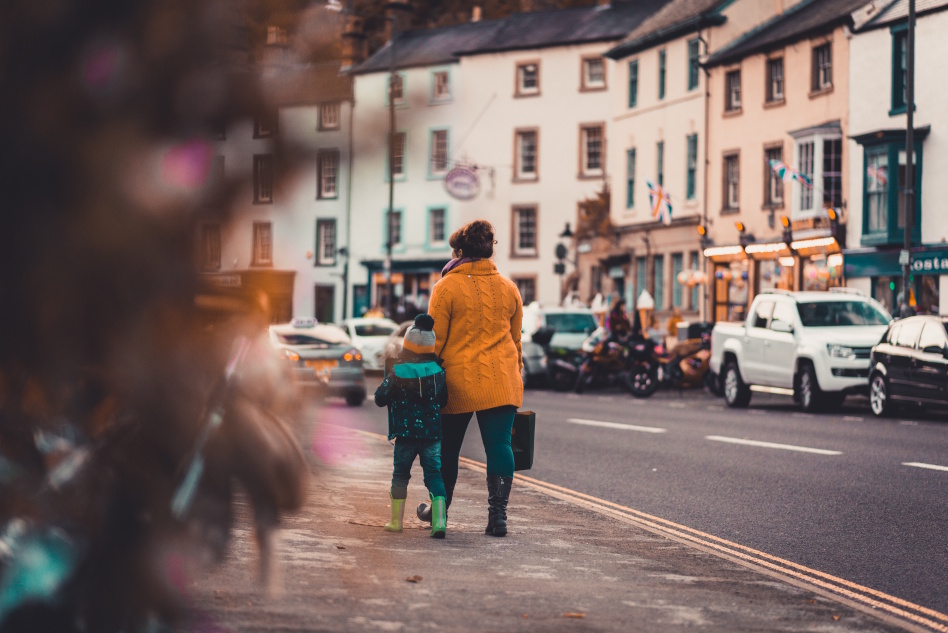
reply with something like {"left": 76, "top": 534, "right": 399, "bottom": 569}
{"left": 511, "top": 410, "right": 535, "bottom": 471}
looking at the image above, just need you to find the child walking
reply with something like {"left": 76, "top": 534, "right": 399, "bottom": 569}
{"left": 374, "top": 314, "right": 448, "bottom": 538}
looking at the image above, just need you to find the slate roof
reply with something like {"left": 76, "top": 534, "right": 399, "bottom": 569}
{"left": 852, "top": 0, "right": 948, "bottom": 31}
{"left": 705, "top": 0, "right": 867, "bottom": 67}
{"left": 263, "top": 62, "right": 353, "bottom": 106}
{"left": 604, "top": 0, "right": 730, "bottom": 60}
{"left": 349, "top": 19, "right": 502, "bottom": 74}
{"left": 351, "top": 0, "right": 670, "bottom": 75}
{"left": 453, "top": 0, "right": 671, "bottom": 55}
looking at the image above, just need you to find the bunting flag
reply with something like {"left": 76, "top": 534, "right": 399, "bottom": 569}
{"left": 646, "top": 179, "right": 672, "bottom": 225}
{"left": 768, "top": 159, "right": 813, "bottom": 189}
{"left": 867, "top": 165, "right": 888, "bottom": 187}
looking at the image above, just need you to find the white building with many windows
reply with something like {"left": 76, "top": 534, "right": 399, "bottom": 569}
{"left": 349, "top": 2, "right": 672, "bottom": 311}
{"left": 200, "top": 62, "right": 355, "bottom": 323}
{"left": 844, "top": 0, "right": 948, "bottom": 316}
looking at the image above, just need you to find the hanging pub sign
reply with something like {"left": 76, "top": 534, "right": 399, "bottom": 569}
{"left": 444, "top": 166, "right": 480, "bottom": 200}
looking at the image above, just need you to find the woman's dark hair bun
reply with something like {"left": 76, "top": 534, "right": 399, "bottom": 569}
{"left": 449, "top": 219, "right": 495, "bottom": 259}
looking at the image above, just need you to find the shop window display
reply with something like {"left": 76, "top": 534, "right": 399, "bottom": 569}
{"left": 714, "top": 261, "right": 749, "bottom": 322}
{"left": 802, "top": 254, "right": 843, "bottom": 292}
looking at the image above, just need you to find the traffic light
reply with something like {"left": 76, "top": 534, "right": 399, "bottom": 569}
{"left": 697, "top": 224, "right": 710, "bottom": 247}
{"left": 826, "top": 208, "right": 840, "bottom": 241}
{"left": 780, "top": 215, "right": 792, "bottom": 243}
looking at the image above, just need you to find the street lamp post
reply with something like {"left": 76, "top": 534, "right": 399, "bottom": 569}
{"left": 901, "top": 0, "right": 916, "bottom": 317}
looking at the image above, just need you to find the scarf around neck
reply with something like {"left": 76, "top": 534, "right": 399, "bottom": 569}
{"left": 441, "top": 257, "right": 480, "bottom": 277}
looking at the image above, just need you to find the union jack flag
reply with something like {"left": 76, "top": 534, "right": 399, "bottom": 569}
{"left": 867, "top": 165, "right": 888, "bottom": 187}
{"left": 647, "top": 179, "right": 672, "bottom": 225}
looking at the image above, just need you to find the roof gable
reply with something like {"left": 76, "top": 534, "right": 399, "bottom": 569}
{"left": 605, "top": 0, "right": 731, "bottom": 59}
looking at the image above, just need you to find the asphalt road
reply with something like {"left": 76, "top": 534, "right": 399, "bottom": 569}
{"left": 350, "top": 376, "right": 948, "bottom": 617}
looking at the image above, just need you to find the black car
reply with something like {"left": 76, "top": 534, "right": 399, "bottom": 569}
{"left": 868, "top": 315, "right": 948, "bottom": 416}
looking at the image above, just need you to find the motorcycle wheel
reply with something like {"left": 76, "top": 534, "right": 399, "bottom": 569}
{"left": 574, "top": 365, "right": 592, "bottom": 394}
{"left": 626, "top": 364, "right": 658, "bottom": 398}
{"left": 704, "top": 370, "right": 724, "bottom": 397}
{"left": 550, "top": 368, "right": 575, "bottom": 392}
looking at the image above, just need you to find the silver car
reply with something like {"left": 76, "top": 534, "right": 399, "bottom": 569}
{"left": 339, "top": 318, "right": 400, "bottom": 372}
{"left": 268, "top": 318, "right": 366, "bottom": 406}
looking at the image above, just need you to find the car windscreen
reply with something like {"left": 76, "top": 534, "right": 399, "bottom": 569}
{"left": 545, "top": 313, "right": 598, "bottom": 333}
{"left": 354, "top": 324, "right": 397, "bottom": 337}
{"left": 797, "top": 301, "right": 891, "bottom": 327}
{"left": 275, "top": 334, "right": 340, "bottom": 346}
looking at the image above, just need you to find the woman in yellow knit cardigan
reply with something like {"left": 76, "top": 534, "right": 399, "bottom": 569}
{"left": 417, "top": 220, "right": 523, "bottom": 537}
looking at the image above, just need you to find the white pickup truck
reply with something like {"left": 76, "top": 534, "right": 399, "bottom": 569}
{"left": 709, "top": 290, "right": 892, "bottom": 411}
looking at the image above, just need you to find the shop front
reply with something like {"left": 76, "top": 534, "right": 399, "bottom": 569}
{"left": 360, "top": 258, "right": 448, "bottom": 320}
{"left": 705, "top": 235, "right": 844, "bottom": 322}
{"left": 843, "top": 247, "right": 946, "bottom": 316}
{"left": 198, "top": 269, "right": 296, "bottom": 324}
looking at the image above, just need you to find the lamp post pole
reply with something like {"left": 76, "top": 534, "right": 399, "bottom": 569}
{"left": 901, "top": 0, "right": 916, "bottom": 317}
{"left": 385, "top": 11, "right": 398, "bottom": 318}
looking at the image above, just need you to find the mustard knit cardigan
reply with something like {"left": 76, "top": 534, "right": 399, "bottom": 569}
{"left": 428, "top": 259, "right": 524, "bottom": 414}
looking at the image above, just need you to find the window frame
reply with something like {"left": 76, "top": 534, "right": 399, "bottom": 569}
{"left": 315, "top": 218, "right": 337, "bottom": 267}
{"left": 672, "top": 252, "right": 684, "bottom": 308}
{"left": 722, "top": 151, "right": 740, "bottom": 213}
{"left": 658, "top": 48, "right": 667, "bottom": 100}
{"left": 201, "top": 223, "right": 221, "bottom": 271}
{"left": 317, "top": 149, "right": 340, "bottom": 200}
{"left": 626, "top": 148, "right": 636, "bottom": 209}
{"left": 251, "top": 221, "right": 273, "bottom": 267}
{"left": 891, "top": 25, "right": 908, "bottom": 115}
{"left": 383, "top": 208, "right": 404, "bottom": 251}
{"left": 386, "top": 130, "right": 408, "bottom": 181}
{"left": 763, "top": 143, "right": 784, "bottom": 209}
{"left": 765, "top": 56, "right": 785, "bottom": 104}
{"left": 811, "top": 42, "right": 833, "bottom": 94}
{"left": 628, "top": 59, "right": 639, "bottom": 108}
{"left": 317, "top": 102, "right": 341, "bottom": 131}
{"left": 656, "top": 140, "right": 664, "bottom": 187}
{"left": 860, "top": 140, "right": 922, "bottom": 246}
{"left": 386, "top": 72, "right": 406, "bottom": 107}
{"left": 513, "top": 128, "right": 539, "bottom": 182}
{"left": 512, "top": 275, "right": 538, "bottom": 305}
{"left": 653, "top": 254, "right": 665, "bottom": 311}
{"left": 515, "top": 60, "right": 541, "bottom": 97}
{"left": 581, "top": 55, "right": 606, "bottom": 91}
{"left": 427, "top": 206, "right": 447, "bottom": 249}
{"left": 686, "top": 134, "right": 698, "bottom": 200}
{"left": 430, "top": 67, "right": 452, "bottom": 103}
{"left": 579, "top": 123, "right": 605, "bottom": 179}
{"left": 253, "top": 113, "right": 276, "bottom": 138}
{"left": 687, "top": 38, "right": 701, "bottom": 91}
{"left": 428, "top": 128, "right": 450, "bottom": 178}
{"left": 725, "top": 68, "right": 742, "bottom": 113}
{"left": 511, "top": 205, "right": 539, "bottom": 259}
{"left": 253, "top": 153, "right": 274, "bottom": 204}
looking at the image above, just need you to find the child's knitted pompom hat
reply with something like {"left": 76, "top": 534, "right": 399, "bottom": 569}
{"left": 402, "top": 314, "right": 436, "bottom": 355}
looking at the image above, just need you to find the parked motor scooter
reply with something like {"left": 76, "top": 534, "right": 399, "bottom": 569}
{"left": 530, "top": 326, "right": 582, "bottom": 391}
{"left": 573, "top": 328, "right": 646, "bottom": 394}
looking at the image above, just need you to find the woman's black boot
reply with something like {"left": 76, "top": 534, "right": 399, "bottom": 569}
{"left": 417, "top": 482, "right": 454, "bottom": 523}
{"left": 485, "top": 475, "right": 512, "bottom": 536}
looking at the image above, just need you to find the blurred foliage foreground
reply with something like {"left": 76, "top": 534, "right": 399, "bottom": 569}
{"left": 0, "top": 1, "right": 312, "bottom": 630}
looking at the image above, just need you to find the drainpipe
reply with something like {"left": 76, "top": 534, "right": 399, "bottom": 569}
{"left": 701, "top": 28, "right": 711, "bottom": 322}
{"left": 901, "top": 0, "right": 916, "bottom": 317}
{"left": 343, "top": 90, "right": 355, "bottom": 320}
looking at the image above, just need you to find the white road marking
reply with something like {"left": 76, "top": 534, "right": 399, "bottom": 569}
{"left": 669, "top": 402, "right": 687, "bottom": 408}
{"left": 705, "top": 405, "right": 724, "bottom": 411}
{"left": 568, "top": 418, "right": 666, "bottom": 433}
{"left": 792, "top": 412, "right": 814, "bottom": 419}
{"left": 750, "top": 385, "right": 795, "bottom": 396}
{"left": 705, "top": 435, "right": 842, "bottom": 455}
{"left": 596, "top": 395, "right": 615, "bottom": 401}
{"left": 903, "top": 462, "right": 948, "bottom": 473}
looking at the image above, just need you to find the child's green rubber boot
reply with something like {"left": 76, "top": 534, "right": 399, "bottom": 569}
{"left": 385, "top": 494, "right": 405, "bottom": 532}
{"left": 429, "top": 495, "right": 446, "bottom": 539}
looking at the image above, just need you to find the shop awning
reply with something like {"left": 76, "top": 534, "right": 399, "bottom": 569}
{"left": 790, "top": 236, "right": 841, "bottom": 258}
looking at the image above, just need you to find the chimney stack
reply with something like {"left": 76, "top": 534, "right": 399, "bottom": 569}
{"left": 341, "top": 16, "right": 367, "bottom": 70}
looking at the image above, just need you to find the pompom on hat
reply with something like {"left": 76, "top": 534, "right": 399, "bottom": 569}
{"left": 402, "top": 314, "right": 436, "bottom": 355}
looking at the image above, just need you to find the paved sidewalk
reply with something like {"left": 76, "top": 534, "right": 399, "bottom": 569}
{"left": 182, "top": 420, "right": 918, "bottom": 633}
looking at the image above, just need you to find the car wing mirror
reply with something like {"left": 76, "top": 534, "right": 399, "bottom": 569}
{"left": 771, "top": 320, "right": 793, "bottom": 334}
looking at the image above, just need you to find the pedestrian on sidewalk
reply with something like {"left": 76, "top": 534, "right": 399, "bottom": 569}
{"left": 419, "top": 219, "right": 523, "bottom": 537}
{"left": 374, "top": 314, "right": 449, "bottom": 538}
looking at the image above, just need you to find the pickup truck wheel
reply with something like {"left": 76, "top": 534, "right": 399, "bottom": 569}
{"left": 798, "top": 365, "right": 824, "bottom": 412}
{"left": 723, "top": 361, "right": 751, "bottom": 408}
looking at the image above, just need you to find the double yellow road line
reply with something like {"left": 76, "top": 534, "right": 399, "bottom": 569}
{"left": 459, "top": 456, "right": 948, "bottom": 633}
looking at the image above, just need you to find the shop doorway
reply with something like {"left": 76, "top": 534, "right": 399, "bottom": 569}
{"left": 315, "top": 285, "right": 335, "bottom": 324}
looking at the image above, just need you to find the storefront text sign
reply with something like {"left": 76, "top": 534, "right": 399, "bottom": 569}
{"left": 911, "top": 251, "right": 948, "bottom": 274}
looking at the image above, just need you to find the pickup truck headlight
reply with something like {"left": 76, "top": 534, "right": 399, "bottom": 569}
{"left": 827, "top": 343, "right": 856, "bottom": 360}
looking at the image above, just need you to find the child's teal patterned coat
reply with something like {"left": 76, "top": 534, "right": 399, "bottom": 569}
{"left": 374, "top": 353, "right": 448, "bottom": 441}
